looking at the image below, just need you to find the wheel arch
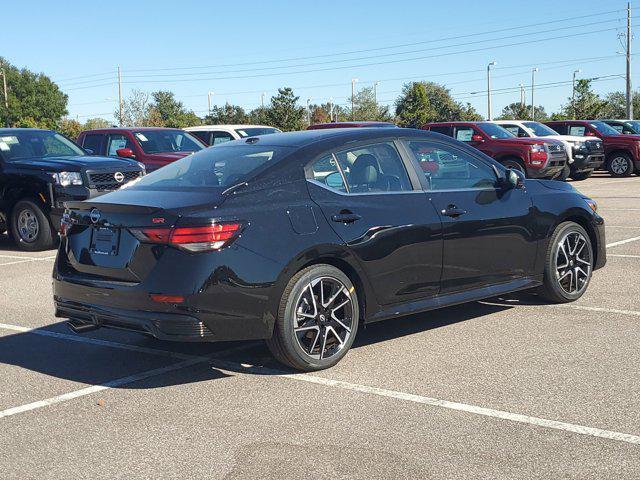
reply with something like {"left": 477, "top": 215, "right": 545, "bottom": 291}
{"left": 494, "top": 154, "right": 526, "bottom": 168}
{"left": 555, "top": 212, "right": 600, "bottom": 267}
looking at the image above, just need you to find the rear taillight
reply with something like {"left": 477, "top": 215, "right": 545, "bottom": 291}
{"left": 131, "top": 222, "right": 243, "bottom": 252}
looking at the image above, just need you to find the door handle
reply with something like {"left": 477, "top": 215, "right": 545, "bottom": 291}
{"left": 332, "top": 212, "right": 362, "bottom": 223}
{"left": 441, "top": 205, "right": 467, "bottom": 218}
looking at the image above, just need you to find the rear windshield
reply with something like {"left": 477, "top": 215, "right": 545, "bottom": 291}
{"left": 126, "top": 144, "right": 293, "bottom": 190}
{"left": 133, "top": 130, "right": 204, "bottom": 154}
{"left": 477, "top": 123, "right": 514, "bottom": 139}
{"left": 234, "top": 127, "right": 280, "bottom": 138}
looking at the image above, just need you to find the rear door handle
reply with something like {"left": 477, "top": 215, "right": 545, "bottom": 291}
{"left": 441, "top": 206, "right": 467, "bottom": 218}
{"left": 332, "top": 213, "right": 362, "bottom": 223}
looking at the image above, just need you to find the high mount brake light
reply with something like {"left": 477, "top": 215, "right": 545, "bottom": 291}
{"left": 131, "top": 222, "right": 243, "bottom": 252}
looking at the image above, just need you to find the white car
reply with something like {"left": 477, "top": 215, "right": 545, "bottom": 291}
{"left": 491, "top": 120, "right": 605, "bottom": 180}
{"left": 184, "top": 125, "right": 281, "bottom": 146}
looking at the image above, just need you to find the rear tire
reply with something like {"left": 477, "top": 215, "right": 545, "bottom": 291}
{"left": 607, "top": 153, "right": 634, "bottom": 177}
{"left": 266, "top": 264, "right": 359, "bottom": 371}
{"left": 538, "top": 222, "right": 594, "bottom": 304}
{"left": 10, "top": 199, "right": 55, "bottom": 251}
{"left": 570, "top": 170, "right": 592, "bottom": 181}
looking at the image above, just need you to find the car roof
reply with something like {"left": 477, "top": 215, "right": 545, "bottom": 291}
{"left": 82, "top": 127, "right": 186, "bottom": 133}
{"left": 184, "top": 124, "right": 277, "bottom": 131}
{"left": 213, "top": 127, "right": 431, "bottom": 148}
{"left": 307, "top": 121, "right": 397, "bottom": 129}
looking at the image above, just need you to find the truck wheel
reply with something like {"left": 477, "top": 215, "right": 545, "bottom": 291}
{"left": 607, "top": 153, "right": 634, "bottom": 177}
{"left": 266, "top": 264, "right": 359, "bottom": 371}
{"left": 570, "top": 170, "right": 592, "bottom": 181}
{"left": 555, "top": 165, "right": 570, "bottom": 181}
{"left": 10, "top": 199, "right": 56, "bottom": 251}
{"left": 501, "top": 158, "right": 527, "bottom": 177}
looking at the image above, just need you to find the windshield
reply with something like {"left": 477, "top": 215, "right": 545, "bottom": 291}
{"left": 522, "top": 122, "right": 559, "bottom": 137}
{"left": 0, "top": 131, "right": 85, "bottom": 162}
{"left": 625, "top": 121, "right": 640, "bottom": 133}
{"left": 590, "top": 121, "right": 620, "bottom": 136}
{"left": 234, "top": 127, "right": 280, "bottom": 138}
{"left": 126, "top": 144, "right": 293, "bottom": 190}
{"left": 133, "top": 130, "right": 204, "bottom": 154}
{"left": 478, "top": 123, "right": 515, "bottom": 139}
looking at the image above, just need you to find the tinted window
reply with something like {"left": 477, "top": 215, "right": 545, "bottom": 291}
{"left": 477, "top": 122, "right": 514, "bottom": 139}
{"left": 82, "top": 134, "right": 103, "bottom": 154}
{"left": 454, "top": 127, "right": 478, "bottom": 142}
{"left": 406, "top": 141, "right": 498, "bottom": 191}
{"left": 522, "top": 122, "right": 559, "bottom": 137}
{"left": 235, "top": 127, "right": 280, "bottom": 137}
{"left": 190, "top": 131, "right": 211, "bottom": 145}
{"left": 133, "top": 130, "right": 204, "bottom": 154}
{"left": 546, "top": 123, "right": 567, "bottom": 134}
{"left": 211, "top": 131, "right": 235, "bottom": 145}
{"left": 501, "top": 124, "right": 526, "bottom": 137}
{"left": 127, "top": 145, "right": 292, "bottom": 190}
{"left": 309, "top": 155, "right": 347, "bottom": 193}
{"left": 589, "top": 121, "right": 619, "bottom": 136}
{"left": 625, "top": 121, "right": 640, "bottom": 132}
{"left": 332, "top": 142, "right": 412, "bottom": 193}
{"left": 0, "top": 131, "right": 84, "bottom": 161}
{"left": 609, "top": 124, "right": 624, "bottom": 133}
{"left": 107, "top": 134, "right": 132, "bottom": 156}
{"left": 428, "top": 126, "right": 452, "bottom": 136}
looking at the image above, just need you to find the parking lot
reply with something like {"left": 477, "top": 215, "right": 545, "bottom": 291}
{"left": 0, "top": 173, "right": 638, "bottom": 478}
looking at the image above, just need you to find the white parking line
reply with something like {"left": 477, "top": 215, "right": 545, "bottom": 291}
{"left": 609, "top": 254, "right": 640, "bottom": 258}
{"left": 606, "top": 225, "right": 640, "bottom": 230}
{"left": 0, "top": 255, "right": 56, "bottom": 267}
{"left": 554, "top": 304, "right": 640, "bottom": 317}
{"left": 606, "top": 235, "right": 640, "bottom": 248}
{"left": 603, "top": 208, "right": 640, "bottom": 211}
{"left": 0, "top": 254, "right": 56, "bottom": 260}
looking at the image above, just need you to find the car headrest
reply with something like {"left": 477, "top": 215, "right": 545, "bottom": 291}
{"left": 351, "top": 154, "right": 380, "bottom": 185}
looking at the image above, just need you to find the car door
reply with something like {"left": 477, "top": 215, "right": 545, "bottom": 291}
{"left": 454, "top": 125, "right": 494, "bottom": 157}
{"left": 306, "top": 140, "right": 443, "bottom": 306}
{"left": 402, "top": 138, "right": 536, "bottom": 294}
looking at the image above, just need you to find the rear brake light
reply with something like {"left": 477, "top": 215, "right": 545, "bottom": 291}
{"left": 131, "top": 222, "right": 243, "bottom": 252}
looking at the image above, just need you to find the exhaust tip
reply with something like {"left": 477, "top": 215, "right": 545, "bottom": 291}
{"left": 67, "top": 319, "right": 100, "bottom": 334}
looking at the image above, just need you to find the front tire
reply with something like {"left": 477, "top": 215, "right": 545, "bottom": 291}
{"left": 570, "top": 170, "right": 593, "bottom": 181}
{"left": 10, "top": 199, "right": 55, "bottom": 251}
{"left": 266, "top": 264, "right": 359, "bottom": 371}
{"left": 555, "top": 165, "right": 570, "bottom": 181}
{"left": 607, "top": 153, "right": 634, "bottom": 177}
{"left": 538, "top": 222, "right": 594, "bottom": 303}
{"left": 501, "top": 158, "right": 527, "bottom": 177}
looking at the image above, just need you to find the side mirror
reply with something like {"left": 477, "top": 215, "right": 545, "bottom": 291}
{"left": 471, "top": 134, "right": 484, "bottom": 142}
{"left": 503, "top": 168, "right": 525, "bottom": 190}
{"left": 116, "top": 148, "right": 135, "bottom": 159}
{"left": 84, "top": 148, "right": 94, "bottom": 155}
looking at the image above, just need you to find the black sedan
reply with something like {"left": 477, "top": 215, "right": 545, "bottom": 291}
{"left": 53, "top": 128, "right": 606, "bottom": 371}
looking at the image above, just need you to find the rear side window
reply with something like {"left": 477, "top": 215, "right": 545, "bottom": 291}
{"left": 127, "top": 145, "right": 293, "bottom": 190}
{"left": 211, "top": 131, "right": 234, "bottom": 145}
{"left": 309, "top": 155, "right": 347, "bottom": 193}
{"left": 428, "top": 126, "right": 452, "bottom": 136}
{"left": 82, "top": 134, "right": 103, "bottom": 154}
{"left": 190, "top": 131, "right": 211, "bottom": 145}
{"left": 454, "top": 127, "right": 476, "bottom": 142}
{"left": 548, "top": 124, "right": 568, "bottom": 135}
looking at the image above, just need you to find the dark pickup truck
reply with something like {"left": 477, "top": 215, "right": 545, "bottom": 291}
{"left": 0, "top": 128, "right": 144, "bottom": 251}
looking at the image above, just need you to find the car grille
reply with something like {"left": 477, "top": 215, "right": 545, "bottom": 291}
{"left": 586, "top": 140, "right": 604, "bottom": 154}
{"left": 545, "top": 143, "right": 567, "bottom": 167}
{"left": 87, "top": 170, "right": 143, "bottom": 191}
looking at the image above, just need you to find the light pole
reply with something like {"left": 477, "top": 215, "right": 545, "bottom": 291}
{"left": 351, "top": 78, "right": 359, "bottom": 120}
{"left": 373, "top": 81, "right": 380, "bottom": 103}
{"left": 261, "top": 92, "right": 266, "bottom": 109}
{"left": 487, "top": 61, "right": 497, "bottom": 121}
{"left": 0, "top": 68, "right": 8, "bottom": 127}
{"left": 519, "top": 84, "right": 525, "bottom": 107}
{"left": 306, "top": 98, "right": 311, "bottom": 125}
{"left": 329, "top": 97, "right": 334, "bottom": 122}
{"left": 531, "top": 68, "right": 539, "bottom": 120}
{"left": 207, "top": 91, "right": 214, "bottom": 115}
{"left": 572, "top": 69, "right": 581, "bottom": 120}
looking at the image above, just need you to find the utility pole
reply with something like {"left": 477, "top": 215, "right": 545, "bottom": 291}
{"left": 351, "top": 78, "right": 359, "bottom": 120}
{"left": 487, "top": 61, "right": 497, "bottom": 121}
{"left": 531, "top": 67, "right": 539, "bottom": 120}
{"left": 626, "top": 1, "right": 633, "bottom": 119}
{"left": 306, "top": 98, "right": 311, "bottom": 125}
{"left": 117, "top": 66, "right": 123, "bottom": 126}
{"left": 373, "top": 81, "right": 380, "bottom": 103}
{"left": 519, "top": 84, "right": 525, "bottom": 108}
{"left": 261, "top": 92, "right": 266, "bottom": 108}
{"left": 1, "top": 68, "right": 8, "bottom": 127}
{"left": 572, "top": 69, "right": 581, "bottom": 120}
{"left": 207, "top": 91, "right": 214, "bottom": 115}
{"left": 329, "top": 97, "right": 334, "bottom": 122}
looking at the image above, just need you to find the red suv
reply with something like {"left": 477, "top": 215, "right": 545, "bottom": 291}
{"left": 422, "top": 122, "right": 567, "bottom": 179}
{"left": 545, "top": 120, "right": 640, "bottom": 177}
{"left": 77, "top": 127, "right": 206, "bottom": 172}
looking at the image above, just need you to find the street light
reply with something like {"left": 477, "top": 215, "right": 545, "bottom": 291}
{"left": 306, "top": 98, "right": 311, "bottom": 125}
{"left": 351, "top": 78, "right": 359, "bottom": 120}
{"left": 487, "top": 61, "right": 497, "bottom": 121}
{"left": 519, "top": 84, "right": 525, "bottom": 107}
{"left": 329, "top": 97, "right": 334, "bottom": 122}
{"left": 531, "top": 68, "right": 539, "bottom": 120}
{"left": 373, "top": 81, "right": 380, "bottom": 103}
{"left": 261, "top": 91, "right": 266, "bottom": 109}
{"left": 572, "top": 69, "right": 581, "bottom": 120}
{"left": 207, "top": 91, "right": 215, "bottom": 115}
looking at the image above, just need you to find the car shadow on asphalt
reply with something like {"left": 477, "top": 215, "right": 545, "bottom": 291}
{"left": 0, "top": 300, "right": 518, "bottom": 391}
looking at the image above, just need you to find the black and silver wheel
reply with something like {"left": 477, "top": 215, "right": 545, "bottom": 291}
{"left": 539, "top": 222, "right": 593, "bottom": 303}
{"left": 570, "top": 170, "right": 592, "bottom": 181}
{"left": 554, "top": 165, "right": 570, "bottom": 181}
{"left": 10, "top": 199, "right": 55, "bottom": 251}
{"left": 501, "top": 158, "right": 527, "bottom": 177}
{"left": 607, "top": 153, "right": 634, "bottom": 177}
{"left": 267, "top": 264, "right": 359, "bottom": 371}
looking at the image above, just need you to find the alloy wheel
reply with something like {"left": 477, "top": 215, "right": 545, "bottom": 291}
{"left": 610, "top": 156, "right": 630, "bottom": 175}
{"left": 17, "top": 209, "right": 39, "bottom": 243}
{"left": 554, "top": 231, "right": 592, "bottom": 295}
{"left": 293, "top": 276, "right": 354, "bottom": 360}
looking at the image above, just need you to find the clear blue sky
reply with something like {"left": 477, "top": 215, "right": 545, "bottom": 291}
{"left": 2, "top": 0, "right": 636, "bottom": 122}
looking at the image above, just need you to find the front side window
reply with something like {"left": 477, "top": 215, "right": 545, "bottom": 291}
{"left": 190, "top": 131, "right": 211, "bottom": 145}
{"left": 522, "top": 122, "right": 559, "bottom": 137}
{"left": 133, "top": 130, "right": 204, "bottom": 154}
{"left": 82, "top": 134, "right": 103, "bottom": 154}
{"left": 107, "top": 134, "right": 132, "bottom": 156}
{"left": 127, "top": 144, "right": 293, "bottom": 190}
{"left": 428, "top": 125, "right": 452, "bottom": 136}
{"left": 235, "top": 127, "right": 280, "bottom": 137}
{"left": 455, "top": 127, "right": 479, "bottom": 142}
{"left": 405, "top": 141, "right": 498, "bottom": 191}
{"left": 501, "top": 125, "right": 527, "bottom": 137}
{"left": 0, "top": 131, "right": 84, "bottom": 161}
{"left": 569, "top": 125, "right": 587, "bottom": 136}
{"left": 589, "top": 121, "right": 619, "bottom": 136}
{"left": 211, "top": 131, "right": 234, "bottom": 145}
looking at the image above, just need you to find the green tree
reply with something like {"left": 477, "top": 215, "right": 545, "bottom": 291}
{"left": 204, "top": 103, "right": 248, "bottom": 124}
{"left": 57, "top": 118, "right": 83, "bottom": 140}
{"left": 562, "top": 79, "right": 607, "bottom": 119}
{"left": 395, "top": 82, "right": 481, "bottom": 127}
{"left": 119, "top": 89, "right": 152, "bottom": 127}
{"left": 149, "top": 91, "right": 200, "bottom": 127}
{"left": 266, "top": 88, "right": 305, "bottom": 131}
{"left": 601, "top": 91, "right": 640, "bottom": 119}
{"left": 347, "top": 87, "right": 392, "bottom": 121}
{"left": 497, "top": 102, "right": 548, "bottom": 121}
{"left": 0, "top": 57, "right": 68, "bottom": 128}
{"left": 83, "top": 117, "right": 111, "bottom": 130}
